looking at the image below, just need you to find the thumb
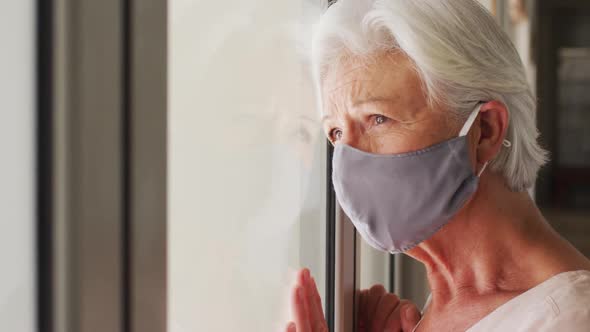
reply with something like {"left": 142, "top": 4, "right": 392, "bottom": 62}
{"left": 401, "top": 303, "right": 421, "bottom": 332}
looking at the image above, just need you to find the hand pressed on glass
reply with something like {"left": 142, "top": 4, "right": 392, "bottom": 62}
{"left": 286, "top": 269, "right": 328, "bottom": 332}
{"left": 286, "top": 269, "right": 421, "bottom": 332}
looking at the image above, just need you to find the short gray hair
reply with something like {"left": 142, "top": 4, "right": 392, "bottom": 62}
{"left": 311, "top": 0, "right": 548, "bottom": 191}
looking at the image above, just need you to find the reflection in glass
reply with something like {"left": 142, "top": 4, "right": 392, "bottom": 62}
{"left": 168, "top": 1, "right": 325, "bottom": 331}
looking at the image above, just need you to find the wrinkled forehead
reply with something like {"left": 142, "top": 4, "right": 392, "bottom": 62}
{"left": 319, "top": 51, "right": 428, "bottom": 115}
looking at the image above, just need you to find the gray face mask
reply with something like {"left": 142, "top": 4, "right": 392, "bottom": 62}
{"left": 332, "top": 104, "right": 489, "bottom": 253}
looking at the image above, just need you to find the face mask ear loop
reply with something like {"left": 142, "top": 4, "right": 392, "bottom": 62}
{"left": 477, "top": 161, "right": 489, "bottom": 177}
{"left": 459, "top": 104, "right": 483, "bottom": 137}
{"left": 459, "top": 104, "right": 486, "bottom": 177}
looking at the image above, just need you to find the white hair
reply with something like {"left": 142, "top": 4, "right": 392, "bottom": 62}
{"left": 310, "top": 0, "right": 548, "bottom": 191}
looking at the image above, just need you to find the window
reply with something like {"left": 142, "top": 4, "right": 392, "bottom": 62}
{"left": 168, "top": 1, "right": 327, "bottom": 331}
{"left": 0, "top": 1, "right": 36, "bottom": 331}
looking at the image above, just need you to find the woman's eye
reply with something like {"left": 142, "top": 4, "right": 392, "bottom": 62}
{"left": 329, "top": 128, "right": 343, "bottom": 141}
{"left": 374, "top": 115, "right": 387, "bottom": 125}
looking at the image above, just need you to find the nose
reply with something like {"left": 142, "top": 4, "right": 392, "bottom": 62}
{"left": 338, "top": 120, "right": 371, "bottom": 153}
{"left": 339, "top": 131, "right": 356, "bottom": 147}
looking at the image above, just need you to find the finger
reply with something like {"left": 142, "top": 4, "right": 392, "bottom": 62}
{"left": 400, "top": 302, "right": 421, "bottom": 332}
{"left": 309, "top": 277, "right": 323, "bottom": 315}
{"left": 370, "top": 293, "right": 400, "bottom": 332}
{"left": 302, "top": 270, "right": 326, "bottom": 331}
{"left": 366, "top": 285, "right": 386, "bottom": 328}
{"left": 286, "top": 322, "right": 296, "bottom": 332}
{"left": 301, "top": 270, "right": 318, "bottom": 321}
{"left": 384, "top": 299, "right": 409, "bottom": 332}
{"left": 292, "top": 284, "right": 312, "bottom": 332}
{"left": 310, "top": 277, "right": 328, "bottom": 330}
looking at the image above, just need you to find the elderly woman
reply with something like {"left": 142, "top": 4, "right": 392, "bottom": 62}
{"left": 286, "top": 1, "right": 590, "bottom": 331}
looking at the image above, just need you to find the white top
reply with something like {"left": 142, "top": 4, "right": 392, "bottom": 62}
{"left": 468, "top": 270, "right": 590, "bottom": 331}
{"left": 415, "top": 270, "right": 590, "bottom": 331}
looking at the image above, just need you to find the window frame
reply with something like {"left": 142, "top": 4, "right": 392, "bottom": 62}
{"left": 37, "top": 0, "right": 167, "bottom": 332}
{"left": 37, "top": 0, "right": 379, "bottom": 331}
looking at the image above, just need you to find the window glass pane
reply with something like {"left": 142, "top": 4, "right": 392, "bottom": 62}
{"left": 358, "top": 239, "right": 429, "bottom": 309}
{"left": 0, "top": 1, "right": 36, "bottom": 331}
{"left": 358, "top": 237, "right": 390, "bottom": 290}
{"left": 168, "top": 1, "right": 326, "bottom": 331}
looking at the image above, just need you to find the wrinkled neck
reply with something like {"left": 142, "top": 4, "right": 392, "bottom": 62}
{"left": 406, "top": 173, "right": 583, "bottom": 310}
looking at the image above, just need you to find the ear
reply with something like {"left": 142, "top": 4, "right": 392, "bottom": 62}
{"left": 477, "top": 101, "right": 509, "bottom": 165}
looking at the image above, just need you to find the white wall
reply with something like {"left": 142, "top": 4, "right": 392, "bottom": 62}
{"left": 0, "top": 1, "right": 36, "bottom": 331}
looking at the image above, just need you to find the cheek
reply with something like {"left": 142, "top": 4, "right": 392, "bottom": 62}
{"left": 367, "top": 129, "right": 425, "bottom": 155}
{"left": 368, "top": 123, "right": 455, "bottom": 155}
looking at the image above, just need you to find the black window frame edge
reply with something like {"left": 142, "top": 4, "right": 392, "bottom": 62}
{"left": 37, "top": 0, "right": 54, "bottom": 330}
{"left": 325, "top": 2, "right": 337, "bottom": 328}
{"left": 328, "top": 141, "right": 357, "bottom": 332}
{"left": 325, "top": 142, "right": 336, "bottom": 331}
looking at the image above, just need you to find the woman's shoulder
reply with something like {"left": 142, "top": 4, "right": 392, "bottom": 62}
{"left": 467, "top": 270, "right": 590, "bottom": 331}
{"left": 546, "top": 270, "right": 590, "bottom": 310}
{"left": 534, "top": 270, "right": 590, "bottom": 330}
